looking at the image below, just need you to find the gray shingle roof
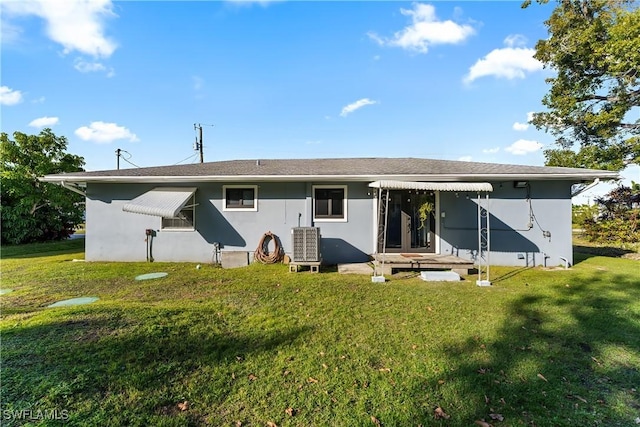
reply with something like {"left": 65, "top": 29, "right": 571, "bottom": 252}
{"left": 41, "top": 157, "right": 620, "bottom": 183}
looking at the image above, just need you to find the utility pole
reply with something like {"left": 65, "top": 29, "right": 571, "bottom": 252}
{"left": 116, "top": 148, "right": 121, "bottom": 170}
{"left": 194, "top": 123, "right": 204, "bottom": 163}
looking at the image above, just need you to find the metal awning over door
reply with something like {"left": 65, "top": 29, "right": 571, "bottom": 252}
{"left": 123, "top": 187, "right": 197, "bottom": 218}
{"left": 368, "top": 180, "right": 493, "bottom": 192}
{"left": 369, "top": 180, "right": 492, "bottom": 285}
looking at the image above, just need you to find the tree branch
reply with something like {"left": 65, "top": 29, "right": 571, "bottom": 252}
{"left": 576, "top": 89, "right": 640, "bottom": 104}
{"left": 29, "top": 203, "right": 48, "bottom": 215}
{"left": 620, "top": 123, "right": 640, "bottom": 130}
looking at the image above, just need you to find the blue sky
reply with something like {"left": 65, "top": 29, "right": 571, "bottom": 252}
{"left": 1, "top": 0, "right": 637, "bottom": 198}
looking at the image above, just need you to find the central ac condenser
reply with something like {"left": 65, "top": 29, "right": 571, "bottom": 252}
{"left": 291, "top": 227, "right": 321, "bottom": 262}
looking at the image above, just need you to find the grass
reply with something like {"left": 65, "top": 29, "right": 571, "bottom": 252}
{"left": 572, "top": 231, "right": 640, "bottom": 259}
{"left": 1, "top": 240, "right": 639, "bottom": 426}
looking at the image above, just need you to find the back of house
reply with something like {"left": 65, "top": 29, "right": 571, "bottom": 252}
{"left": 41, "top": 157, "right": 618, "bottom": 268}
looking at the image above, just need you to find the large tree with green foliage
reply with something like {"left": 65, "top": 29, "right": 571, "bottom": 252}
{"left": 1, "top": 129, "right": 85, "bottom": 244}
{"left": 581, "top": 184, "right": 640, "bottom": 245}
{"left": 525, "top": 0, "right": 640, "bottom": 171}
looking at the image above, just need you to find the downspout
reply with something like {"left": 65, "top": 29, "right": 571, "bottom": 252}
{"left": 60, "top": 181, "right": 86, "bottom": 197}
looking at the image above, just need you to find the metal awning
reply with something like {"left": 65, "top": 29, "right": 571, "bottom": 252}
{"left": 368, "top": 180, "right": 493, "bottom": 192}
{"left": 123, "top": 187, "right": 197, "bottom": 218}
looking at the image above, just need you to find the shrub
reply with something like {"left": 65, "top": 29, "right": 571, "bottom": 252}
{"left": 582, "top": 185, "right": 640, "bottom": 245}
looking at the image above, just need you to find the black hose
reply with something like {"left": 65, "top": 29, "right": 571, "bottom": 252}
{"left": 149, "top": 234, "right": 154, "bottom": 262}
{"left": 146, "top": 231, "right": 154, "bottom": 262}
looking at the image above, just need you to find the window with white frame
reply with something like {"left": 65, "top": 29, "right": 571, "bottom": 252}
{"left": 161, "top": 193, "right": 196, "bottom": 230}
{"left": 313, "top": 185, "right": 347, "bottom": 221}
{"left": 223, "top": 185, "right": 258, "bottom": 211}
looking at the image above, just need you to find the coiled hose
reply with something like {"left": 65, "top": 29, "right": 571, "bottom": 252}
{"left": 254, "top": 231, "right": 284, "bottom": 264}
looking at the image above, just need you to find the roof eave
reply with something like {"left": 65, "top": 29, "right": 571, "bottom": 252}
{"left": 40, "top": 171, "right": 620, "bottom": 184}
{"left": 40, "top": 171, "right": 620, "bottom": 185}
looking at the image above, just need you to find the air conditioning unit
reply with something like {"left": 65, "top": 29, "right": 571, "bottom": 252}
{"left": 291, "top": 227, "right": 321, "bottom": 262}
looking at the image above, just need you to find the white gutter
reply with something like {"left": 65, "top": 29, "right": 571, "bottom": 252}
{"left": 571, "top": 178, "right": 601, "bottom": 198}
{"left": 60, "top": 181, "right": 86, "bottom": 196}
{"left": 42, "top": 172, "right": 620, "bottom": 185}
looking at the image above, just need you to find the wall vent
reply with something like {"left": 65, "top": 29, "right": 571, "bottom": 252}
{"left": 291, "top": 227, "right": 321, "bottom": 262}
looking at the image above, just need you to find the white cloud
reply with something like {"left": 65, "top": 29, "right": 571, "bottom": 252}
{"left": 504, "top": 34, "right": 528, "bottom": 48}
{"left": 32, "top": 96, "right": 46, "bottom": 104}
{"left": 29, "top": 116, "right": 59, "bottom": 128}
{"left": 224, "top": 0, "right": 283, "bottom": 7}
{"left": 458, "top": 155, "right": 473, "bottom": 162}
{"left": 512, "top": 111, "right": 535, "bottom": 131}
{"left": 452, "top": 6, "right": 464, "bottom": 20}
{"left": 505, "top": 139, "right": 543, "bottom": 155}
{"left": 192, "top": 76, "right": 204, "bottom": 91}
{"left": 75, "top": 60, "right": 106, "bottom": 73}
{"left": 75, "top": 121, "right": 139, "bottom": 144}
{"left": 192, "top": 76, "right": 205, "bottom": 99}
{"left": 0, "top": 17, "right": 23, "bottom": 44}
{"left": 482, "top": 147, "right": 500, "bottom": 154}
{"left": 368, "top": 3, "right": 475, "bottom": 54}
{"left": 2, "top": 0, "right": 117, "bottom": 58}
{"left": 73, "top": 58, "right": 114, "bottom": 77}
{"left": 0, "top": 86, "right": 23, "bottom": 105}
{"left": 464, "top": 35, "right": 543, "bottom": 84}
{"left": 340, "top": 98, "right": 378, "bottom": 117}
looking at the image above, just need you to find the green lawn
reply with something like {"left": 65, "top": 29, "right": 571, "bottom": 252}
{"left": 1, "top": 240, "right": 639, "bottom": 426}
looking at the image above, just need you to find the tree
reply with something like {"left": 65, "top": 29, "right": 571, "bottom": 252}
{"left": 525, "top": 0, "right": 640, "bottom": 171}
{"left": 1, "top": 129, "right": 85, "bottom": 244}
{"left": 582, "top": 184, "right": 640, "bottom": 244}
{"left": 594, "top": 185, "right": 640, "bottom": 219}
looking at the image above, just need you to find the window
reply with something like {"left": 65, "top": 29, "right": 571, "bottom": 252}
{"left": 313, "top": 186, "right": 347, "bottom": 221}
{"left": 161, "top": 194, "right": 195, "bottom": 230}
{"left": 223, "top": 185, "right": 258, "bottom": 211}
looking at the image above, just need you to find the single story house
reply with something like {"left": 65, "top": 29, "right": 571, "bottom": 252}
{"left": 41, "top": 157, "right": 618, "bottom": 267}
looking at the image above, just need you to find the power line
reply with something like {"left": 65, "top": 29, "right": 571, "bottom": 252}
{"left": 121, "top": 156, "right": 141, "bottom": 168}
{"left": 173, "top": 152, "right": 199, "bottom": 165}
{"left": 115, "top": 149, "right": 141, "bottom": 169}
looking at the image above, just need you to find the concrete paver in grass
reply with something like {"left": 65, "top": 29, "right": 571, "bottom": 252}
{"left": 337, "top": 263, "right": 374, "bottom": 274}
{"left": 48, "top": 297, "right": 99, "bottom": 308}
{"left": 135, "top": 272, "right": 168, "bottom": 281}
